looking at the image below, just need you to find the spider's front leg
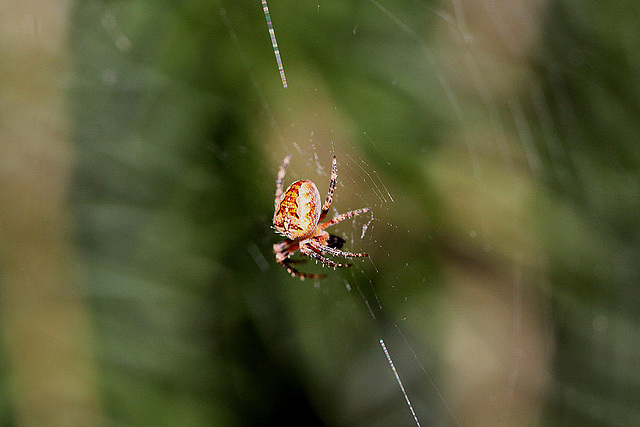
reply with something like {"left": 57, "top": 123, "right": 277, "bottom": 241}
{"left": 274, "top": 154, "right": 291, "bottom": 210}
{"left": 321, "top": 207, "right": 370, "bottom": 230}
{"left": 319, "top": 156, "right": 338, "bottom": 222}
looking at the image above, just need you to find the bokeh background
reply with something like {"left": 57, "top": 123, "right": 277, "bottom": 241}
{"left": 1, "top": 0, "right": 639, "bottom": 425}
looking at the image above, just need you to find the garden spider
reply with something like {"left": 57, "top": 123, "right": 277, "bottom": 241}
{"left": 273, "top": 155, "right": 370, "bottom": 280}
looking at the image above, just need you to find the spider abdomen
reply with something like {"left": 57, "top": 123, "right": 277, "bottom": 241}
{"left": 273, "top": 180, "right": 321, "bottom": 240}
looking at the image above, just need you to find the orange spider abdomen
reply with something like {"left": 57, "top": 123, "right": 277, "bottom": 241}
{"left": 273, "top": 180, "right": 321, "bottom": 240}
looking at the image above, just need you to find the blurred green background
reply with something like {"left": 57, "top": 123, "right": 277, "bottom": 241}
{"left": 1, "top": 0, "right": 639, "bottom": 425}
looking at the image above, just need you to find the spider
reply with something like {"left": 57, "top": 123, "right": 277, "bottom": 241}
{"left": 272, "top": 155, "right": 370, "bottom": 280}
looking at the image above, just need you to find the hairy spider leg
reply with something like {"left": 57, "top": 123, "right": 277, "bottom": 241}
{"left": 300, "top": 243, "right": 352, "bottom": 269}
{"left": 321, "top": 207, "right": 371, "bottom": 230}
{"left": 308, "top": 231, "right": 368, "bottom": 259}
{"left": 274, "top": 154, "right": 291, "bottom": 210}
{"left": 319, "top": 155, "right": 338, "bottom": 222}
{"left": 281, "top": 259, "right": 326, "bottom": 280}
{"left": 274, "top": 239, "right": 325, "bottom": 280}
{"left": 273, "top": 239, "right": 294, "bottom": 261}
{"left": 311, "top": 239, "right": 368, "bottom": 259}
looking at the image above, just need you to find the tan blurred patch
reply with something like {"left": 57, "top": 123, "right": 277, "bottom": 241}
{"left": 428, "top": 1, "right": 552, "bottom": 423}
{"left": 0, "top": 1, "right": 101, "bottom": 425}
{"left": 428, "top": 126, "right": 550, "bottom": 425}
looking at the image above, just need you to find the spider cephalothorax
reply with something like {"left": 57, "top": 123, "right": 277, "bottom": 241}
{"left": 273, "top": 155, "right": 370, "bottom": 280}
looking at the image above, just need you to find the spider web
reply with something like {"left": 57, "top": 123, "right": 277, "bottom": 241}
{"left": 216, "top": 0, "right": 539, "bottom": 425}
{"left": 65, "top": 0, "right": 640, "bottom": 425}
{"left": 218, "top": 1, "right": 640, "bottom": 426}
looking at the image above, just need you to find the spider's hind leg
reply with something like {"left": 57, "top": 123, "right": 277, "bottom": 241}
{"left": 311, "top": 234, "right": 368, "bottom": 260}
{"left": 318, "top": 243, "right": 368, "bottom": 260}
{"left": 274, "top": 239, "right": 324, "bottom": 280}
{"left": 301, "top": 242, "right": 353, "bottom": 269}
{"left": 280, "top": 259, "right": 325, "bottom": 280}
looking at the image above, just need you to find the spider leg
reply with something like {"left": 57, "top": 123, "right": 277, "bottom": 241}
{"left": 317, "top": 244, "right": 368, "bottom": 259}
{"left": 319, "top": 156, "right": 338, "bottom": 222}
{"left": 274, "top": 154, "right": 291, "bottom": 210}
{"left": 273, "top": 239, "right": 295, "bottom": 260}
{"left": 279, "top": 259, "right": 326, "bottom": 280}
{"left": 274, "top": 238, "right": 324, "bottom": 280}
{"left": 301, "top": 242, "right": 352, "bottom": 269}
{"left": 309, "top": 235, "right": 368, "bottom": 259}
{"left": 321, "top": 207, "right": 370, "bottom": 230}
